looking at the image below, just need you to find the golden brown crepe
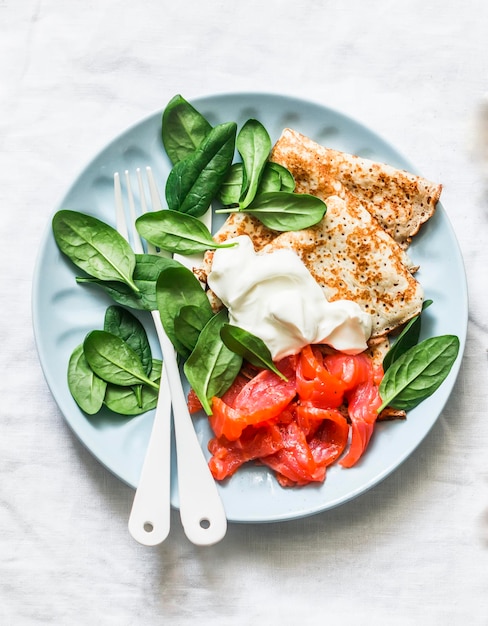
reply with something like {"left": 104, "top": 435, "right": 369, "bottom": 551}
{"left": 211, "top": 211, "right": 276, "bottom": 251}
{"left": 270, "top": 128, "right": 442, "bottom": 248}
{"left": 201, "top": 128, "right": 440, "bottom": 341}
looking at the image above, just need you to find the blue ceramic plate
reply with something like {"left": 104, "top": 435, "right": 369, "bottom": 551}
{"left": 32, "top": 93, "right": 468, "bottom": 523}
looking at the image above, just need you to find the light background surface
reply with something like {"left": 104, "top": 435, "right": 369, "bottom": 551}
{"left": 1, "top": 1, "right": 487, "bottom": 624}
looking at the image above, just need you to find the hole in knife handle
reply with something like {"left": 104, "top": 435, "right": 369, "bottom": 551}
{"left": 143, "top": 521, "right": 154, "bottom": 533}
{"left": 200, "top": 518, "right": 211, "bottom": 530}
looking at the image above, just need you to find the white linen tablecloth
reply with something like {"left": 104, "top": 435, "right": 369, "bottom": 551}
{"left": 2, "top": 1, "right": 488, "bottom": 624}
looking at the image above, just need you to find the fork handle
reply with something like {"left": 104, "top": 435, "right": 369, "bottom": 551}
{"left": 151, "top": 311, "right": 227, "bottom": 546}
{"left": 128, "top": 364, "right": 172, "bottom": 546}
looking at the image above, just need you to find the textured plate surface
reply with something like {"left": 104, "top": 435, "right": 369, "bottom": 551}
{"left": 32, "top": 93, "right": 468, "bottom": 523}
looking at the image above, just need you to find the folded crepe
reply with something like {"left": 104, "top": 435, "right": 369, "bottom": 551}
{"left": 202, "top": 128, "right": 440, "bottom": 340}
{"left": 270, "top": 128, "right": 441, "bottom": 249}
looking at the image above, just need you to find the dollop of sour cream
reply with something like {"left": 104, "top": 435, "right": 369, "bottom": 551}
{"left": 207, "top": 235, "right": 372, "bottom": 360}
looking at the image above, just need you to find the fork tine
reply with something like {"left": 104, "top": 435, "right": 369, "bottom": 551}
{"left": 114, "top": 172, "right": 129, "bottom": 241}
{"left": 135, "top": 168, "right": 148, "bottom": 215}
{"left": 124, "top": 170, "right": 145, "bottom": 255}
{"left": 146, "top": 166, "right": 163, "bottom": 211}
{"left": 118, "top": 168, "right": 165, "bottom": 257}
{"left": 135, "top": 168, "right": 159, "bottom": 256}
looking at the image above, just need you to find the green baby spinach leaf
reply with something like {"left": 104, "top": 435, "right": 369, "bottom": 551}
{"left": 76, "top": 277, "right": 145, "bottom": 310}
{"left": 378, "top": 334, "right": 460, "bottom": 413}
{"left": 165, "top": 121, "right": 237, "bottom": 218}
{"left": 67, "top": 306, "right": 160, "bottom": 417}
{"left": 77, "top": 253, "right": 181, "bottom": 311}
{"left": 257, "top": 164, "right": 283, "bottom": 194}
{"left": 174, "top": 304, "right": 214, "bottom": 353}
{"left": 218, "top": 161, "right": 295, "bottom": 206}
{"left": 237, "top": 119, "right": 271, "bottom": 209}
{"left": 83, "top": 330, "right": 159, "bottom": 390}
{"left": 184, "top": 310, "right": 243, "bottom": 415}
{"left": 68, "top": 343, "right": 107, "bottom": 415}
{"left": 103, "top": 305, "right": 152, "bottom": 376}
{"left": 162, "top": 94, "right": 212, "bottom": 164}
{"left": 104, "top": 359, "right": 162, "bottom": 416}
{"left": 383, "top": 299, "right": 433, "bottom": 372}
{"left": 239, "top": 191, "right": 327, "bottom": 231}
{"left": 220, "top": 324, "right": 287, "bottom": 380}
{"left": 52, "top": 210, "right": 138, "bottom": 292}
{"left": 267, "top": 162, "right": 295, "bottom": 192}
{"left": 136, "top": 209, "right": 238, "bottom": 255}
{"left": 103, "top": 305, "right": 153, "bottom": 406}
{"left": 156, "top": 265, "right": 214, "bottom": 358}
{"left": 217, "top": 163, "right": 244, "bottom": 206}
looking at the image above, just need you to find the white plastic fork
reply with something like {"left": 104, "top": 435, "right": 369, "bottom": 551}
{"left": 114, "top": 167, "right": 227, "bottom": 546}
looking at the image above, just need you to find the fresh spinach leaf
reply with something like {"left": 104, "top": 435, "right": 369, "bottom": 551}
{"left": 218, "top": 161, "right": 274, "bottom": 205}
{"left": 52, "top": 210, "right": 138, "bottom": 292}
{"left": 267, "top": 162, "right": 295, "bottom": 192}
{"left": 156, "top": 265, "right": 214, "bottom": 358}
{"left": 67, "top": 344, "right": 107, "bottom": 415}
{"left": 128, "top": 253, "right": 182, "bottom": 309}
{"left": 217, "top": 163, "right": 244, "bottom": 206}
{"left": 174, "top": 304, "right": 214, "bottom": 353}
{"left": 383, "top": 299, "right": 433, "bottom": 372}
{"left": 77, "top": 253, "right": 181, "bottom": 311}
{"left": 162, "top": 94, "right": 212, "bottom": 164}
{"left": 234, "top": 191, "right": 327, "bottom": 231}
{"left": 83, "top": 330, "right": 159, "bottom": 390}
{"left": 256, "top": 164, "right": 282, "bottom": 194}
{"left": 103, "top": 305, "right": 152, "bottom": 375}
{"left": 218, "top": 161, "right": 296, "bottom": 205}
{"left": 68, "top": 306, "right": 160, "bottom": 416}
{"left": 237, "top": 119, "right": 271, "bottom": 209}
{"left": 165, "top": 121, "right": 237, "bottom": 218}
{"left": 136, "top": 209, "right": 238, "bottom": 255}
{"left": 103, "top": 305, "right": 153, "bottom": 406}
{"left": 220, "top": 324, "right": 287, "bottom": 380}
{"left": 104, "top": 359, "right": 162, "bottom": 416}
{"left": 378, "top": 334, "right": 460, "bottom": 412}
{"left": 184, "top": 310, "right": 243, "bottom": 415}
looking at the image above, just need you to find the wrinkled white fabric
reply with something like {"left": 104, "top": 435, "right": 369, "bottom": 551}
{"left": 1, "top": 1, "right": 488, "bottom": 624}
